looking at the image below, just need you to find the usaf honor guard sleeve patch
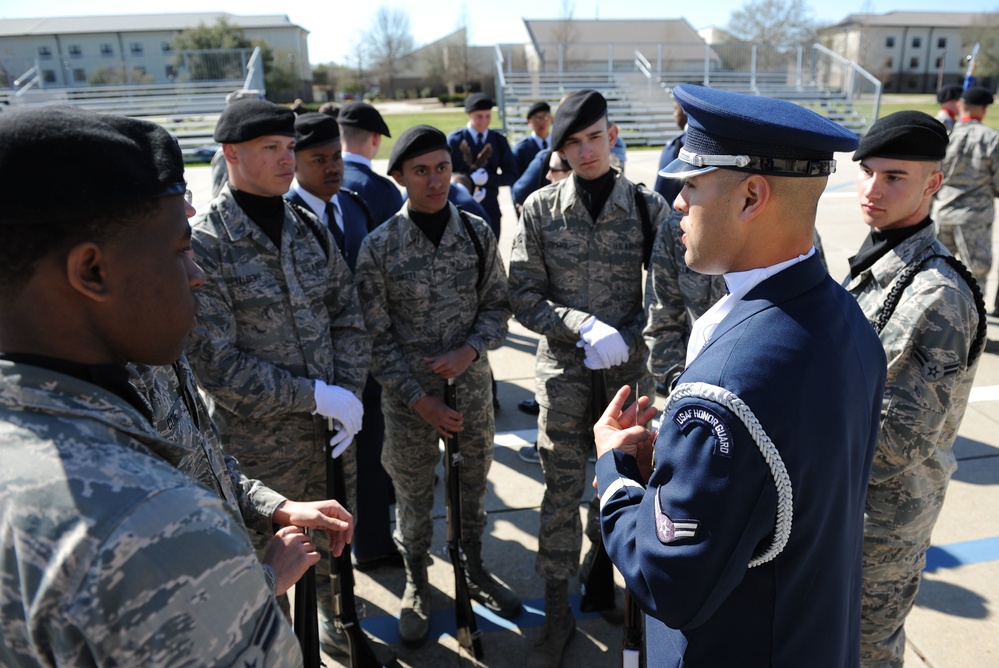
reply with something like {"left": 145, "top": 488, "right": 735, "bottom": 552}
{"left": 655, "top": 487, "right": 699, "bottom": 544}
{"left": 673, "top": 404, "right": 733, "bottom": 458}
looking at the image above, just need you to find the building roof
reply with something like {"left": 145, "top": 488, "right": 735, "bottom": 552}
{"left": 524, "top": 18, "right": 701, "bottom": 45}
{"left": 0, "top": 13, "right": 306, "bottom": 37}
{"left": 822, "top": 11, "right": 985, "bottom": 31}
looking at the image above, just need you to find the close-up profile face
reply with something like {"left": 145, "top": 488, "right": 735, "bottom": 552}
{"left": 557, "top": 117, "right": 617, "bottom": 181}
{"left": 228, "top": 134, "right": 296, "bottom": 197}
{"left": 856, "top": 157, "right": 942, "bottom": 231}
{"left": 296, "top": 139, "right": 344, "bottom": 201}
{"left": 674, "top": 169, "right": 747, "bottom": 275}
{"left": 396, "top": 149, "right": 452, "bottom": 215}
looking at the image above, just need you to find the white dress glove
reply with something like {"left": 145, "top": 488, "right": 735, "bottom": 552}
{"left": 472, "top": 188, "right": 487, "bottom": 203}
{"left": 313, "top": 380, "right": 363, "bottom": 437}
{"left": 580, "top": 317, "right": 629, "bottom": 368}
{"left": 576, "top": 339, "right": 608, "bottom": 370}
{"left": 471, "top": 167, "right": 489, "bottom": 186}
{"left": 327, "top": 420, "right": 353, "bottom": 458}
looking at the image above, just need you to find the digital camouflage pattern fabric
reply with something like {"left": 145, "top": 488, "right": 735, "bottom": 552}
{"left": 354, "top": 203, "right": 510, "bottom": 556}
{"left": 509, "top": 173, "right": 665, "bottom": 580}
{"left": 845, "top": 224, "right": 982, "bottom": 667}
{"left": 0, "top": 360, "right": 300, "bottom": 667}
{"left": 933, "top": 119, "right": 999, "bottom": 285}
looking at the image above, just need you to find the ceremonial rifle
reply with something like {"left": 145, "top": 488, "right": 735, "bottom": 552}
{"left": 964, "top": 43, "right": 980, "bottom": 90}
{"left": 579, "top": 370, "right": 616, "bottom": 613}
{"left": 443, "top": 378, "right": 485, "bottom": 658}
{"left": 325, "top": 417, "right": 384, "bottom": 668}
{"left": 293, "top": 564, "right": 321, "bottom": 667}
{"left": 622, "top": 383, "right": 644, "bottom": 668}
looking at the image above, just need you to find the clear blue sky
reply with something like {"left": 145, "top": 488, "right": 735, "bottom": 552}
{"left": 0, "top": 0, "right": 995, "bottom": 64}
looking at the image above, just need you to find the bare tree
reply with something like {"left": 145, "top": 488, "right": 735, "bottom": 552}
{"left": 550, "top": 0, "right": 580, "bottom": 71}
{"left": 365, "top": 6, "right": 415, "bottom": 99}
{"left": 727, "top": 0, "right": 818, "bottom": 49}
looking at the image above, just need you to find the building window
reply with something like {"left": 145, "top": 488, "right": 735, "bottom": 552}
{"left": 101, "top": 44, "right": 114, "bottom": 57}
{"left": 936, "top": 57, "right": 944, "bottom": 68}
{"left": 73, "top": 68, "right": 86, "bottom": 82}
{"left": 68, "top": 45, "right": 82, "bottom": 58}
{"left": 161, "top": 41, "right": 172, "bottom": 52}
{"left": 885, "top": 36, "right": 895, "bottom": 48}
{"left": 165, "top": 64, "right": 177, "bottom": 80}
{"left": 910, "top": 57, "right": 919, "bottom": 69}
{"left": 912, "top": 37, "right": 921, "bottom": 49}
{"left": 38, "top": 46, "right": 52, "bottom": 59}
{"left": 938, "top": 37, "right": 947, "bottom": 49}
{"left": 42, "top": 69, "right": 56, "bottom": 82}
{"left": 130, "top": 43, "right": 143, "bottom": 56}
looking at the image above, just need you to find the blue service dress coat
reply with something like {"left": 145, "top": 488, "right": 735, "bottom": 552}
{"left": 653, "top": 131, "right": 686, "bottom": 209}
{"left": 597, "top": 254, "right": 887, "bottom": 667}
{"left": 447, "top": 185, "right": 491, "bottom": 227}
{"left": 447, "top": 128, "right": 519, "bottom": 237}
{"left": 342, "top": 160, "right": 403, "bottom": 228}
{"left": 513, "top": 135, "right": 545, "bottom": 175}
{"left": 512, "top": 148, "right": 551, "bottom": 208}
{"left": 285, "top": 190, "right": 370, "bottom": 273}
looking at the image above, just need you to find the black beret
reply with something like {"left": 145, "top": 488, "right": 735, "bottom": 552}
{"left": 853, "top": 111, "right": 948, "bottom": 162}
{"left": 0, "top": 106, "right": 185, "bottom": 225}
{"left": 937, "top": 84, "right": 963, "bottom": 104}
{"left": 464, "top": 93, "right": 494, "bottom": 113}
{"left": 213, "top": 98, "right": 295, "bottom": 143}
{"left": 550, "top": 89, "right": 608, "bottom": 151}
{"left": 294, "top": 112, "right": 340, "bottom": 151}
{"left": 961, "top": 86, "right": 995, "bottom": 106}
{"left": 387, "top": 125, "right": 450, "bottom": 174}
{"left": 526, "top": 101, "right": 551, "bottom": 119}
{"left": 337, "top": 101, "right": 391, "bottom": 137}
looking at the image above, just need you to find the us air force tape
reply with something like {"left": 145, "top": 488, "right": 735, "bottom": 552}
{"left": 662, "top": 382, "right": 793, "bottom": 568}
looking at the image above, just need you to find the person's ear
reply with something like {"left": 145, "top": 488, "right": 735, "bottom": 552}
{"left": 65, "top": 242, "right": 111, "bottom": 303}
{"left": 739, "top": 175, "right": 770, "bottom": 222}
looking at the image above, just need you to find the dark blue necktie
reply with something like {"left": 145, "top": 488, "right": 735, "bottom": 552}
{"left": 325, "top": 201, "right": 345, "bottom": 251}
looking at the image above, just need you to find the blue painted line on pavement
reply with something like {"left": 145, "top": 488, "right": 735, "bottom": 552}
{"left": 924, "top": 536, "right": 999, "bottom": 573}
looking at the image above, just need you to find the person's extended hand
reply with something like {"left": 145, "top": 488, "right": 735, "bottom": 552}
{"left": 424, "top": 344, "right": 477, "bottom": 380}
{"left": 593, "top": 385, "right": 658, "bottom": 481}
{"left": 413, "top": 394, "right": 464, "bottom": 439}
{"left": 262, "top": 525, "right": 320, "bottom": 596}
{"left": 271, "top": 499, "right": 354, "bottom": 557}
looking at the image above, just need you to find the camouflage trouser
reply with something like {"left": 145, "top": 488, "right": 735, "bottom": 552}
{"left": 381, "top": 358, "right": 494, "bottom": 558}
{"left": 238, "top": 436, "right": 358, "bottom": 621}
{"left": 536, "top": 406, "right": 594, "bottom": 581}
{"left": 937, "top": 220, "right": 992, "bottom": 287}
{"left": 860, "top": 473, "right": 951, "bottom": 667}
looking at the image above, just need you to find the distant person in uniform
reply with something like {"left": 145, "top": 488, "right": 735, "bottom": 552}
{"left": 450, "top": 172, "right": 492, "bottom": 224}
{"left": 508, "top": 90, "right": 669, "bottom": 668}
{"left": 513, "top": 101, "right": 553, "bottom": 174}
{"left": 593, "top": 84, "right": 887, "bottom": 667}
{"left": 847, "top": 111, "right": 986, "bottom": 667}
{"left": 932, "top": 86, "right": 999, "bottom": 314}
{"left": 653, "top": 98, "right": 689, "bottom": 208}
{"left": 448, "top": 92, "right": 520, "bottom": 238}
{"left": 354, "top": 126, "right": 521, "bottom": 647}
{"left": 935, "top": 84, "right": 963, "bottom": 134}
{"left": 338, "top": 101, "right": 403, "bottom": 226}
{"left": 0, "top": 106, "right": 303, "bottom": 666}
{"left": 185, "top": 99, "right": 370, "bottom": 656}
{"left": 284, "top": 112, "right": 401, "bottom": 574}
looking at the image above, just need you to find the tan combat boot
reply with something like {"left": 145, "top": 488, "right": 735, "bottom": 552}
{"left": 463, "top": 541, "right": 523, "bottom": 619}
{"left": 398, "top": 553, "right": 430, "bottom": 647}
{"left": 527, "top": 579, "right": 576, "bottom": 668}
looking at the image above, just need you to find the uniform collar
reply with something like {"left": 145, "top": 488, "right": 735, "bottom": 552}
{"left": 557, "top": 168, "right": 628, "bottom": 219}
{"left": 844, "top": 223, "right": 938, "bottom": 292}
{"left": 343, "top": 152, "right": 371, "bottom": 169}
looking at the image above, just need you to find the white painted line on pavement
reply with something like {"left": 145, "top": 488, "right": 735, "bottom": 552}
{"left": 970, "top": 386, "right": 999, "bottom": 403}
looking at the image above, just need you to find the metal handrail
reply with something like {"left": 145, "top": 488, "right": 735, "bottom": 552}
{"left": 14, "top": 65, "right": 39, "bottom": 95}
{"left": 243, "top": 47, "right": 265, "bottom": 95}
{"left": 494, "top": 44, "right": 507, "bottom": 134}
{"left": 812, "top": 42, "right": 882, "bottom": 119}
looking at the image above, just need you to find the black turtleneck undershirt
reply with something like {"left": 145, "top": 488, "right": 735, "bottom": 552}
{"left": 573, "top": 169, "right": 617, "bottom": 222}
{"left": 232, "top": 188, "right": 286, "bottom": 249}
{"left": 848, "top": 215, "right": 933, "bottom": 278}
{"left": 409, "top": 204, "right": 451, "bottom": 248}
{"left": 0, "top": 352, "right": 152, "bottom": 422}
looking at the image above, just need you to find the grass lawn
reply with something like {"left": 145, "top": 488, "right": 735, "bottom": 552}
{"left": 876, "top": 94, "right": 999, "bottom": 130}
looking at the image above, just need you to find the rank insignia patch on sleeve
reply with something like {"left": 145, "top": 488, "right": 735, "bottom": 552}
{"left": 654, "top": 487, "right": 699, "bottom": 545}
{"left": 913, "top": 346, "right": 959, "bottom": 382}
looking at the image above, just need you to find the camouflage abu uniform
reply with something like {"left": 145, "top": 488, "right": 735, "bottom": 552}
{"left": 509, "top": 173, "right": 665, "bottom": 580}
{"left": 932, "top": 119, "right": 999, "bottom": 286}
{"left": 186, "top": 183, "right": 369, "bottom": 617}
{"left": 644, "top": 208, "right": 727, "bottom": 388}
{"left": 0, "top": 360, "right": 301, "bottom": 667}
{"left": 129, "top": 355, "right": 289, "bottom": 592}
{"left": 845, "top": 224, "right": 981, "bottom": 666}
{"left": 354, "top": 202, "right": 510, "bottom": 558}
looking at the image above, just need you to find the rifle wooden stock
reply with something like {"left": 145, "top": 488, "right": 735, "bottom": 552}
{"left": 622, "top": 589, "right": 644, "bottom": 667}
{"left": 444, "top": 378, "right": 485, "bottom": 659}
{"left": 294, "top": 565, "right": 321, "bottom": 667}
{"left": 580, "top": 370, "right": 616, "bottom": 613}
{"left": 325, "top": 418, "right": 384, "bottom": 668}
